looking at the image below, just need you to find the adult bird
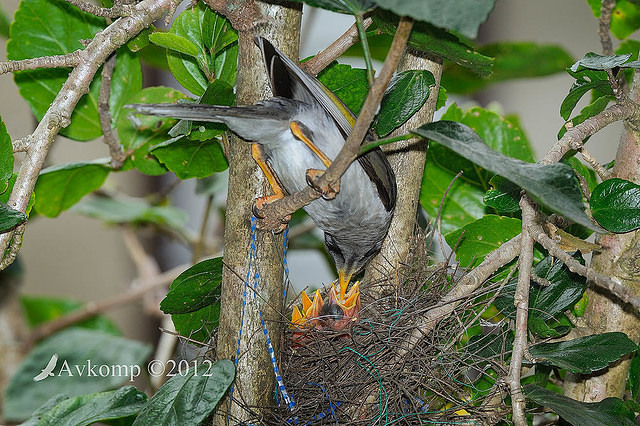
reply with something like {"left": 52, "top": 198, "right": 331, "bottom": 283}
{"left": 127, "top": 37, "right": 396, "bottom": 328}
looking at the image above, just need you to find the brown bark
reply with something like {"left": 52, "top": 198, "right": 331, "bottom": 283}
{"left": 364, "top": 47, "right": 443, "bottom": 295}
{"left": 564, "top": 72, "right": 640, "bottom": 401}
{"left": 213, "top": 1, "right": 301, "bottom": 424}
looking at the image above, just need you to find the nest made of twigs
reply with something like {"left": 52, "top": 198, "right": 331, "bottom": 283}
{"left": 255, "top": 231, "right": 511, "bottom": 425}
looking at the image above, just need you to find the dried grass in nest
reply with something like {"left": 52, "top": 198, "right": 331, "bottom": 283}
{"left": 260, "top": 232, "right": 512, "bottom": 425}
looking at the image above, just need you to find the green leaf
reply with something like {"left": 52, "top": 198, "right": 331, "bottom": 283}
{"left": 317, "top": 63, "right": 369, "bottom": 115}
{"left": 443, "top": 42, "right": 573, "bottom": 94}
{"left": 71, "top": 195, "right": 190, "bottom": 236}
{"left": 524, "top": 384, "right": 636, "bottom": 426}
{"left": 166, "top": 4, "right": 238, "bottom": 96}
{"left": 414, "top": 120, "right": 599, "bottom": 231}
{"left": 374, "top": 0, "right": 495, "bottom": 39}
{"left": 0, "top": 117, "right": 12, "bottom": 185}
{"left": 591, "top": 178, "right": 640, "bottom": 232}
{"left": 34, "top": 161, "right": 110, "bottom": 218}
{"left": 483, "top": 175, "right": 521, "bottom": 213}
{"left": 0, "top": 3, "right": 10, "bottom": 38}
{"left": 21, "top": 296, "right": 120, "bottom": 335}
{"left": 22, "top": 386, "right": 147, "bottom": 426}
{"left": 375, "top": 70, "right": 435, "bottom": 137}
{"left": 171, "top": 303, "right": 220, "bottom": 343}
{"left": 132, "top": 359, "right": 235, "bottom": 426}
{"left": 445, "top": 215, "right": 522, "bottom": 268}
{"left": 287, "top": 0, "right": 375, "bottom": 14}
{"left": 7, "top": 0, "right": 106, "bottom": 141}
{"left": 161, "top": 258, "right": 223, "bottom": 314}
{"left": 0, "top": 202, "right": 27, "bottom": 233}
{"left": 529, "top": 332, "right": 638, "bottom": 374}
{"left": 587, "top": 0, "right": 640, "bottom": 40}
{"left": 629, "top": 346, "right": 640, "bottom": 400}
{"left": 559, "top": 95, "right": 612, "bottom": 139}
{"left": 560, "top": 69, "right": 612, "bottom": 121}
{"left": 151, "top": 137, "right": 228, "bottom": 179}
{"left": 118, "top": 87, "right": 188, "bottom": 175}
{"left": 495, "top": 254, "right": 588, "bottom": 333}
{"left": 563, "top": 157, "right": 598, "bottom": 194}
{"left": 570, "top": 52, "right": 636, "bottom": 72}
{"left": 110, "top": 48, "right": 143, "bottom": 127}
{"left": 3, "top": 328, "right": 152, "bottom": 422}
{"left": 127, "top": 26, "right": 152, "bottom": 52}
{"left": 149, "top": 32, "right": 200, "bottom": 57}
{"left": 374, "top": 13, "right": 494, "bottom": 77}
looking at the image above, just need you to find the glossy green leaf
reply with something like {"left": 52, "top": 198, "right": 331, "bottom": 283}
{"left": 0, "top": 117, "right": 12, "bottom": 185}
{"left": 528, "top": 313, "right": 572, "bottom": 339}
{"left": 132, "top": 359, "right": 235, "bottom": 426}
{"left": 161, "top": 258, "right": 223, "bottom": 314}
{"left": 445, "top": 215, "right": 522, "bottom": 268}
{"left": 375, "top": 70, "right": 435, "bottom": 137}
{"left": 587, "top": 0, "right": 640, "bottom": 40}
{"left": 529, "top": 332, "right": 637, "bottom": 373}
{"left": 559, "top": 95, "right": 612, "bottom": 139}
{"left": 591, "top": 178, "right": 640, "bottom": 232}
{"left": 0, "top": 3, "right": 9, "bottom": 38}
{"left": 318, "top": 63, "right": 369, "bottom": 115}
{"left": 71, "top": 195, "right": 191, "bottom": 237}
{"left": 287, "top": 0, "right": 375, "bottom": 14}
{"left": 3, "top": 328, "right": 151, "bottom": 422}
{"left": 525, "top": 384, "right": 636, "bottom": 426}
{"left": 374, "top": 0, "right": 495, "bottom": 39}
{"left": 495, "top": 254, "right": 587, "bottom": 327}
{"left": 375, "top": 13, "right": 494, "bottom": 77}
{"left": 127, "top": 26, "right": 152, "bottom": 52}
{"left": 0, "top": 202, "right": 27, "bottom": 233}
{"left": 150, "top": 31, "right": 200, "bottom": 57}
{"left": 629, "top": 346, "right": 640, "bottom": 400}
{"left": 109, "top": 48, "right": 143, "bottom": 127}
{"left": 21, "top": 296, "right": 120, "bottom": 335}
{"left": 563, "top": 157, "right": 598, "bottom": 193}
{"left": 414, "top": 120, "right": 598, "bottom": 231}
{"left": 7, "top": 0, "right": 105, "bottom": 140}
{"left": 570, "top": 52, "right": 636, "bottom": 72}
{"left": 166, "top": 3, "right": 238, "bottom": 96}
{"left": 171, "top": 304, "right": 220, "bottom": 343}
{"left": 483, "top": 175, "right": 520, "bottom": 213}
{"left": 420, "top": 156, "right": 487, "bottom": 234}
{"left": 560, "top": 69, "right": 612, "bottom": 120}
{"left": 151, "top": 137, "right": 228, "bottom": 179}
{"left": 443, "top": 42, "right": 573, "bottom": 94}
{"left": 118, "top": 87, "right": 188, "bottom": 176}
{"left": 34, "top": 161, "right": 110, "bottom": 218}
{"left": 22, "top": 386, "right": 147, "bottom": 426}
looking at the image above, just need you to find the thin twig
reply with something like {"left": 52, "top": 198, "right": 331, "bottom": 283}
{"left": 580, "top": 146, "right": 611, "bottom": 180}
{"left": 98, "top": 54, "right": 126, "bottom": 169}
{"left": 64, "top": 0, "right": 137, "bottom": 18}
{"left": 301, "top": 17, "right": 372, "bottom": 76}
{"left": 255, "top": 16, "right": 415, "bottom": 231}
{"left": 0, "top": 51, "right": 82, "bottom": 75}
{"left": 507, "top": 194, "right": 535, "bottom": 426}
{"left": 531, "top": 221, "right": 640, "bottom": 313}
{"left": 355, "top": 12, "right": 375, "bottom": 84}
{"left": 599, "top": 0, "right": 616, "bottom": 56}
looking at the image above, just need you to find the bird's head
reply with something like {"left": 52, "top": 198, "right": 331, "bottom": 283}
{"left": 324, "top": 232, "right": 383, "bottom": 291}
{"left": 290, "top": 280, "right": 360, "bottom": 332}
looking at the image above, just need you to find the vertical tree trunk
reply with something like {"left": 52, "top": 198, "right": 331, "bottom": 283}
{"left": 214, "top": 2, "right": 301, "bottom": 423}
{"left": 564, "top": 72, "right": 640, "bottom": 401}
{"left": 365, "top": 48, "right": 443, "bottom": 296}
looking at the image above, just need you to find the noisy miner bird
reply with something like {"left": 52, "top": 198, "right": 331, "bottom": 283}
{"left": 128, "top": 37, "right": 396, "bottom": 330}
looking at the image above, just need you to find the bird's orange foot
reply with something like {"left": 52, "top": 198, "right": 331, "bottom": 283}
{"left": 305, "top": 169, "right": 340, "bottom": 200}
{"left": 252, "top": 195, "right": 290, "bottom": 233}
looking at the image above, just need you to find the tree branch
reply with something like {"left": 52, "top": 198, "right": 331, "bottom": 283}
{"left": 507, "top": 195, "right": 535, "bottom": 426}
{"left": 255, "top": 16, "right": 415, "bottom": 231}
{"left": 64, "top": 0, "right": 137, "bottom": 18}
{"left": 98, "top": 54, "right": 126, "bottom": 169}
{"left": 0, "top": 51, "right": 82, "bottom": 74}
{"left": 599, "top": 0, "right": 616, "bottom": 56}
{"left": 0, "top": 0, "right": 177, "bottom": 270}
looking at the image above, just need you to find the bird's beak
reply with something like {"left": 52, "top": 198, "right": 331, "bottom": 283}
{"left": 338, "top": 270, "right": 352, "bottom": 301}
{"left": 291, "top": 289, "right": 324, "bottom": 328}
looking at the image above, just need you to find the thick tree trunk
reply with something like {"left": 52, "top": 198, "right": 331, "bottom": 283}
{"left": 365, "top": 48, "right": 443, "bottom": 296}
{"left": 564, "top": 72, "right": 640, "bottom": 401}
{"left": 214, "top": 2, "right": 301, "bottom": 423}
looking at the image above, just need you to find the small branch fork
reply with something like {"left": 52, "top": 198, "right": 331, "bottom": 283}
{"left": 0, "top": 0, "right": 178, "bottom": 269}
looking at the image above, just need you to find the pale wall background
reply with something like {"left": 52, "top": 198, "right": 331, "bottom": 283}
{"left": 0, "top": 0, "right": 622, "bottom": 339}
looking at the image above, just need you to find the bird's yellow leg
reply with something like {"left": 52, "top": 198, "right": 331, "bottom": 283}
{"left": 251, "top": 143, "right": 285, "bottom": 211}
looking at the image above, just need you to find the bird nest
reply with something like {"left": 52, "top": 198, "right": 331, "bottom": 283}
{"left": 259, "top": 232, "right": 511, "bottom": 425}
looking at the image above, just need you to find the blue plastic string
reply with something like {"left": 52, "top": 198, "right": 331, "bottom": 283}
{"left": 229, "top": 217, "right": 295, "bottom": 417}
